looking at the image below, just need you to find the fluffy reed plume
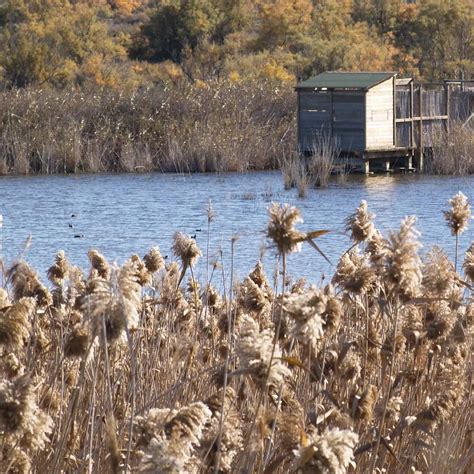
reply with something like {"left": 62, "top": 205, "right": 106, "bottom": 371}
{"left": 64, "top": 325, "right": 89, "bottom": 357}
{"left": 239, "top": 262, "right": 273, "bottom": 317}
{"left": 0, "top": 297, "right": 35, "bottom": 350}
{"left": 338, "top": 348, "right": 362, "bottom": 381}
{"left": 143, "top": 246, "right": 165, "bottom": 274}
{"left": 87, "top": 249, "right": 110, "bottom": 279}
{"left": 200, "top": 387, "right": 243, "bottom": 472}
{"left": 422, "top": 246, "right": 458, "bottom": 298}
{"left": 323, "top": 286, "right": 343, "bottom": 335}
{"left": 66, "top": 265, "right": 86, "bottom": 304}
{"left": 463, "top": 242, "right": 474, "bottom": 281}
{"left": 0, "top": 288, "right": 10, "bottom": 310}
{"left": 365, "top": 229, "right": 388, "bottom": 267}
{"left": 351, "top": 385, "right": 377, "bottom": 423}
{"left": 136, "top": 402, "right": 212, "bottom": 473}
{"left": 414, "top": 384, "right": 464, "bottom": 433}
{"left": 0, "top": 376, "right": 53, "bottom": 472}
{"left": 236, "top": 314, "right": 290, "bottom": 388}
{"left": 333, "top": 248, "right": 376, "bottom": 294}
{"left": 47, "top": 250, "right": 69, "bottom": 286}
{"left": 293, "top": 426, "right": 358, "bottom": 473}
{"left": 384, "top": 396, "right": 403, "bottom": 424}
{"left": 81, "top": 264, "right": 140, "bottom": 344}
{"left": 443, "top": 191, "right": 471, "bottom": 236}
{"left": 282, "top": 287, "right": 326, "bottom": 350}
{"left": 401, "top": 304, "right": 424, "bottom": 348}
{"left": 345, "top": 200, "right": 375, "bottom": 243}
{"left": 130, "top": 254, "right": 152, "bottom": 286}
{"left": 425, "top": 301, "right": 456, "bottom": 343}
{"left": 7, "top": 262, "right": 52, "bottom": 307}
{"left": 172, "top": 232, "right": 201, "bottom": 269}
{"left": 2, "top": 352, "right": 24, "bottom": 378}
{"left": 267, "top": 203, "right": 305, "bottom": 255}
{"left": 385, "top": 216, "right": 422, "bottom": 301}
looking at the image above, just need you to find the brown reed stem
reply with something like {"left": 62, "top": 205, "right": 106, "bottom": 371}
{"left": 214, "top": 237, "right": 236, "bottom": 473}
{"left": 369, "top": 296, "right": 400, "bottom": 472}
{"left": 237, "top": 252, "right": 285, "bottom": 472}
{"left": 455, "top": 233, "right": 459, "bottom": 273}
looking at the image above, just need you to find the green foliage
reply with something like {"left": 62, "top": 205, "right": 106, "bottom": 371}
{"left": 134, "top": 0, "right": 228, "bottom": 62}
{"left": 0, "top": 0, "right": 125, "bottom": 87}
{"left": 394, "top": 0, "right": 474, "bottom": 81}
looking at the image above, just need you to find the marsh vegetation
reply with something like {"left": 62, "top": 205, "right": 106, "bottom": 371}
{"left": 0, "top": 193, "right": 472, "bottom": 473}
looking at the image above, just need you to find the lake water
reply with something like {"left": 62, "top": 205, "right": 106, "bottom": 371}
{"left": 0, "top": 172, "right": 473, "bottom": 288}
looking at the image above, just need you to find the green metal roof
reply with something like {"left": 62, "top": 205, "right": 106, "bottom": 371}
{"left": 296, "top": 71, "right": 396, "bottom": 90}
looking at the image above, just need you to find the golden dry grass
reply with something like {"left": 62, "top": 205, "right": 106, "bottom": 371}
{"left": 0, "top": 198, "right": 472, "bottom": 473}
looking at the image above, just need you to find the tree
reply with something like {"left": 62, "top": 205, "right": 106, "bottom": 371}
{"left": 255, "top": 0, "right": 313, "bottom": 50}
{"left": 394, "top": 0, "right": 473, "bottom": 80}
{"left": 0, "top": 0, "right": 125, "bottom": 87}
{"left": 135, "top": 0, "right": 225, "bottom": 63}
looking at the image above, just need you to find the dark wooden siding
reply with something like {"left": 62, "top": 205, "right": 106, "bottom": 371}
{"left": 298, "top": 91, "right": 332, "bottom": 151}
{"left": 298, "top": 90, "right": 365, "bottom": 152}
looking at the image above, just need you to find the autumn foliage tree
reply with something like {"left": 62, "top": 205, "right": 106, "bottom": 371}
{"left": 0, "top": 0, "right": 472, "bottom": 88}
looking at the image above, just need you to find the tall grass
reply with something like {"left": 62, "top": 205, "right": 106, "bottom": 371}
{"left": 307, "top": 133, "right": 339, "bottom": 187}
{"left": 425, "top": 122, "right": 474, "bottom": 175}
{"left": 281, "top": 134, "right": 340, "bottom": 195}
{"left": 0, "top": 82, "right": 295, "bottom": 175}
{"left": 0, "top": 195, "right": 472, "bottom": 472}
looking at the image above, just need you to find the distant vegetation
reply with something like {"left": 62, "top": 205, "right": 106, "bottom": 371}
{"left": 0, "top": 84, "right": 294, "bottom": 174}
{"left": 0, "top": 1, "right": 472, "bottom": 89}
{"left": 0, "top": 1, "right": 472, "bottom": 174}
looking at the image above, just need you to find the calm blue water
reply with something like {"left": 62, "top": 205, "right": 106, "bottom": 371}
{"left": 0, "top": 172, "right": 473, "bottom": 287}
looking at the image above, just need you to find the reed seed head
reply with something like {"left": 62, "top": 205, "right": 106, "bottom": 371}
{"left": 294, "top": 426, "right": 358, "bottom": 473}
{"left": 443, "top": 191, "right": 471, "bottom": 236}
{"left": 237, "top": 314, "right": 290, "bottom": 388}
{"left": 47, "top": 250, "right": 69, "bottom": 286}
{"left": 345, "top": 200, "right": 375, "bottom": 243}
{"left": 0, "top": 288, "right": 10, "bottom": 310}
{"left": 143, "top": 246, "right": 165, "bottom": 274}
{"left": 87, "top": 249, "right": 110, "bottom": 279}
{"left": 463, "top": 242, "right": 474, "bottom": 281}
{"left": 385, "top": 216, "right": 422, "bottom": 301}
{"left": 137, "top": 402, "right": 212, "bottom": 473}
{"left": 366, "top": 229, "right": 389, "bottom": 266}
{"left": 333, "top": 248, "right": 376, "bottom": 294}
{"left": 283, "top": 287, "right": 326, "bottom": 351}
{"left": 267, "top": 203, "right": 305, "bottom": 255}
{"left": 422, "top": 246, "right": 457, "bottom": 297}
{"left": 172, "top": 232, "right": 201, "bottom": 268}
{"left": 0, "top": 297, "right": 35, "bottom": 350}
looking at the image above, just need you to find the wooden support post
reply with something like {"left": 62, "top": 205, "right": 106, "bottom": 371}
{"left": 407, "top": 155, "right": 413, "bottom": 170}
{"left": 419, "top": 85, "right": 424, "bottom": 172}
{"left": 418, "top": 150, "right": 424, "bottom": 172}
{"left": 393, "top": 76, "right": 396, "bottom": 147}
{"left": 410, "top": 80, "right": 414, "bottom": 148}
{"left": 364, "top": 160, "right": 370, "bottom": 175}
{"left": 445, "top": 82, "right": 450, "bottom": 133}
{"left": 297, "top": 92, "right": 301, "bottom": 152}
{"left": 384, "top": 160, "right": 391, "bottom": 172}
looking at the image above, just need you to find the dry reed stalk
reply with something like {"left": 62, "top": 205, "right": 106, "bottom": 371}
{"left": 443, "top": 191, "right": 471, "bottom": 272}
{"left": 307, "top": 134, "right": 339, "bottom": 188}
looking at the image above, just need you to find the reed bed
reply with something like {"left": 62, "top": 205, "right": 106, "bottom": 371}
{"left": 0, "top": 193, "right": 472, "bottom": 473}
{"left": 426, "top": 122, "right": 474, "bottom": 175}
{"left": 0, "top": 82, "right": 295, "bottom": 175}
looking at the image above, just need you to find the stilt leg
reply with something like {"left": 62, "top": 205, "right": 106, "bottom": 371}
{"left": 364, "top": 160, "right": 370, "bottom": 175}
